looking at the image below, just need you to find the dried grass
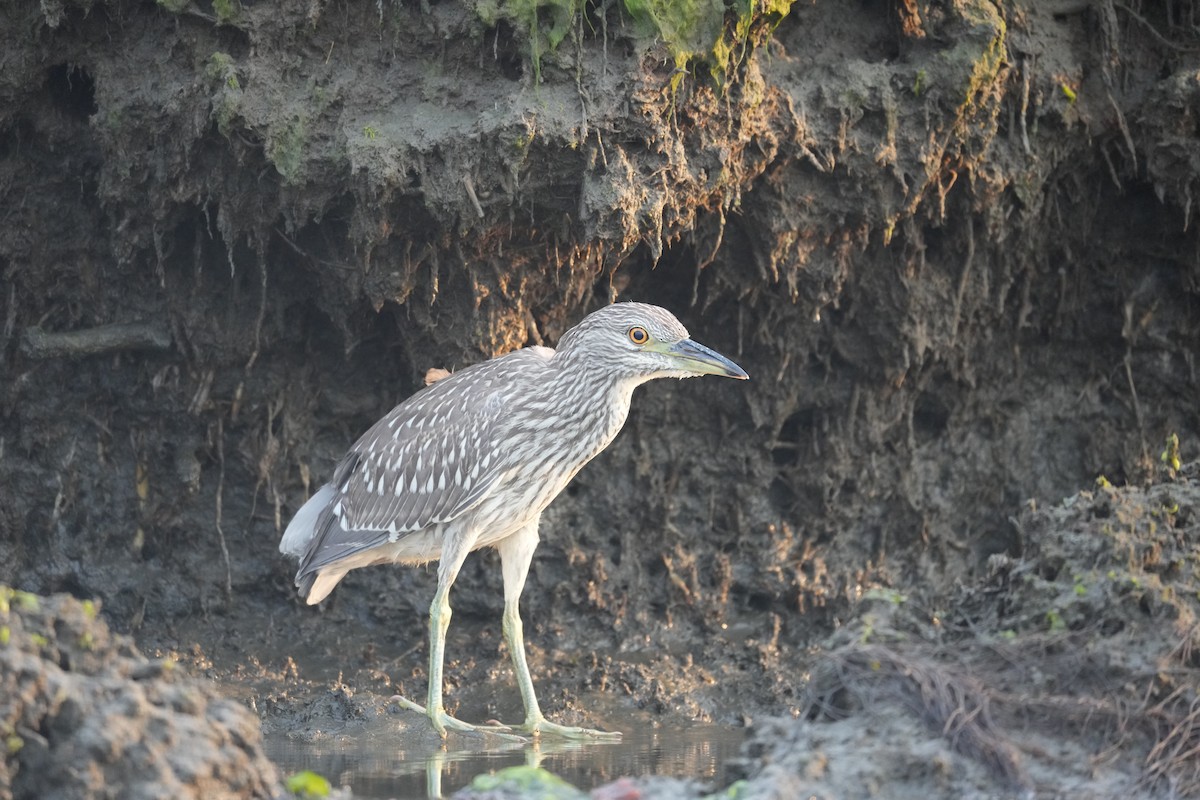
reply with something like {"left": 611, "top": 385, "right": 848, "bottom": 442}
{"left": 802, "top": 642, "right": 1030, "bottom": 790}
{"left": 802, "top": 635, "right": 1200, "bottom": 797}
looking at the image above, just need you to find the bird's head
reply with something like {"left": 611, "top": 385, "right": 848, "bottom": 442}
{"left": 555, "top": 302, "right": 749, "bottom": 383}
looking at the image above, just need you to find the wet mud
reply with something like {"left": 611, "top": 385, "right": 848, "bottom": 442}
{"left": 2, "top": 0, "right": 1200, "bottom": 798}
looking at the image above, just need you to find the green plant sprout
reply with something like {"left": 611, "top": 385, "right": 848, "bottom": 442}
{"left": 1161, "top": 433, "right": 1181, "bottom": 473}
{"left": 912, "top": 68, "right": 926, "bottom": 96}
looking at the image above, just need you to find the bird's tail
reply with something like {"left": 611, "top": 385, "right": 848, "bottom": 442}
{"left": 283, "top": 485, "right": 349, "bottom": 604}
{"left": 280, "top": 485, "right": 336, "bottom": 557}
{"left": 298, "top": 568, "right": 347, "bottom": 605}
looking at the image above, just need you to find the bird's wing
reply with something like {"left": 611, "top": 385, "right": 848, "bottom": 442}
{"left": 294, "top": 355, "right": 534, "bottom": 580}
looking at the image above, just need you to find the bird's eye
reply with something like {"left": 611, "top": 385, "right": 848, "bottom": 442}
{"left": 628, "top": 326, "right": 649, "bottom": 345}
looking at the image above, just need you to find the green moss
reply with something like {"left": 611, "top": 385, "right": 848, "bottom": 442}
{"left": 205, "top": 52, "right": 235, "bottom": 81}
{"left": 268, "top": 116, "right": 308, "bottom": 185}
{"left": 206, "top": 53, "right": 243, "bottom": 137}
{"left": 468, "top": 766, "right": 584, "bottom": 797}
{"left": 703, "top": 780, "right": 750, "bottom": 800}
{"left": 479, "top": 0, "right": 582, "bottom": 83}
{"left": 286, "top": 770, "right": 331, "bottom": 798}
{"left": 11, "top": 590, "right": 38, "bottom": 611}
{"left": 912, "top": 68, "right": 926, "bottom": 97}
{"left": 213, "top": 0, "right": 240, "bottom": 24}
{"left": 863, "top": 587, "right": 907, "bottom": 605}
{"left": 474, "top": 0, "right": 792, "bottom": 88}
{"left": 624, "top": 0, "right": 725, "bottom": 74}
{"left": 473, "top": 0, "right": 504, "bottom": 29}
{"left": 625, "top": 0, "right": 793, "bottom": 88}
{"left": 943, "top": 0, "right": 1006, "bottom": 113}
{"left": 311, "top": 83, "right": 334, "bottom": 114}
{"left": 156, "top": 0, "right": 189, "bottom": 12}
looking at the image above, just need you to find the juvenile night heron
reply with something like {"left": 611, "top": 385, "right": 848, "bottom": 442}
{"left": 280, "top": 302, "right": 748, "bottom": 739}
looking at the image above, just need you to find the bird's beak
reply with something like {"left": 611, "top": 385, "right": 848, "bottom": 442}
{"left": 662, "top": 338, "right": 750, "bottom": 380}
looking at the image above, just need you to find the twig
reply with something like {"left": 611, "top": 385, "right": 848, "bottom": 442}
{"left": 950, "top": 218, "right": 976, "bottom": 345}
{"left": 1123, "top": 347, "right": 1150, "bottom": 467}
{"left": 693, "top": 207, "right": 727, "bottom": 306}
{"left": 1019, "top": 58, "right": 1032, "bottom": 156}
{"left": 245, "top": 255, "right": 268, "bottom": 371}
{"left": 215, "top": 418, "right": 233, "bottom": 604}
{"left": 2, "top": 282, "right": 15, "bottom": 348}
{"left": 1107, "top": 89, "right": 1138, "bottom": 172}
{"left": 462, "top": 174, "right": 485, "bottom": 218}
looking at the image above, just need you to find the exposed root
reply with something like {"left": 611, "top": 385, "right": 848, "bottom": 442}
{"left": 213, "top": 417, "right": 233, "bottom": 605}
{"left": 1114, "top": 2, "right": 1199, "bottom": 53}
{"left": 804, "top": 622, "right": 1200, "bottom": 797}
{"left": 462, "top": 174, "right": 485, "bottom": 219}
{"left": 244, "top": 250, "right": 268, "bottom": 372}
{"left": 1142, "top": 688, "right": 1200, "bottom": 795}
{"left": 20, "top": 322, "right": 171, "bottom": 359}
{"left": 804, "top": 643, "right": 1030, "bottom": 789}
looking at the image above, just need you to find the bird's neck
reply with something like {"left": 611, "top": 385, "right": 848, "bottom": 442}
{"left": 544, "top": 356, "right": 647, "bottom": 449}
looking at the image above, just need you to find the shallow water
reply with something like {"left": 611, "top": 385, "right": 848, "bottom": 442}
{"left": 263, "top": 720, "right": 745, "bottom": 799}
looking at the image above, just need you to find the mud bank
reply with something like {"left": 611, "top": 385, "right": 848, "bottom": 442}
{"left": 0, "top": 590, "right": 282, "bottom": 799}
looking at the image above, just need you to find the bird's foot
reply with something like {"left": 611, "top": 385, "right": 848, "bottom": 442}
{"left": 388, "top": 695, "right": 527, "bottom": 742}
{"left": 514, "top": 715, "right": 622, "bottom": 741}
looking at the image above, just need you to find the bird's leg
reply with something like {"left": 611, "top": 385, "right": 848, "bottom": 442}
{"left": 425, "top": 581, "right": 455, "bottom": 731}
{"left": 498, "top": 523, "right": 621, "bottom": 740}
{"left": 392, "top": 531, "right": 523, "bottom": 741}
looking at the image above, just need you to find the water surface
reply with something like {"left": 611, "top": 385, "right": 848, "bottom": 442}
{"left": 263, "top": 719, "right": 744, "bottom": 798}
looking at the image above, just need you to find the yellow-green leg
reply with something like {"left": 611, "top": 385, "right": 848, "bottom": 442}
{"left": 391, "top": 530, "right": 522, "bottom": 741}
{"left": 498, "top": 521, "right": 621, "bottom": 740}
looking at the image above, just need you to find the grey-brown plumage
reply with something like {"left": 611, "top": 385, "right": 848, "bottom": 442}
{"left": 281, "top": 302, "right": 748, "bottom": 739}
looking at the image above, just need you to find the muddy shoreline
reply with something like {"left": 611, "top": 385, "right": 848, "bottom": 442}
{"left": 6, "top": 463, "right": 1199, "bottom": 797}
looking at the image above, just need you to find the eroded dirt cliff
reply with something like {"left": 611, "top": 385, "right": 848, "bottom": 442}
{"left": 2, "top": 0, "right": 1199, "bottom": 796}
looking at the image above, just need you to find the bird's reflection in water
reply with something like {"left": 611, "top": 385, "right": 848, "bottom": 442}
{"left": 263, "top": 717, "right": 743, "bottom": 799}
